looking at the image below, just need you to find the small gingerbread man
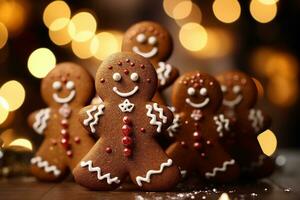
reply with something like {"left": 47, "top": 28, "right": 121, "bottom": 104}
{"left": 122, "top": 21, "right": 179, "bottom": 104}
{"left": 216, "top": 71, "right": 275, "bottom": 179}
{"left": 28, "top": 62, "right": 95, "bottom": 181}
{"left": 166, "top": 72, "right": 240, "bottom": 183}
{"left": 73, "top": 52, "right": 180, "bottom": 191}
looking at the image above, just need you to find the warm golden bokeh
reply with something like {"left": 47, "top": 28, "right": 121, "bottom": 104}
{"left": 257, "top": 129, "right": 277, "bottom": 156}
{"left": 49, "top": 19, "right": 72, "bottom": 46}
{"left": 43, "top": 1, "right": 71, "bottom": 28}
{"left": 175, "top": 3, "right": 202, "bottom": 27}
{"left": 212, "top": 0, "right": 241, "bottom": 23}
{"left": 8, "top": 138, "right": 33, "bottom": 151}
{"left": 68, "top": 12, "right": 97, "bottom": 42}
{"left": 250, "top": 0, "right": 277, "bottom": 23}
{"left": 0, "top": 80, "right": 25, "bottom": 111}
{"left": 172, "top": 1, "right": 193, "bottom": 20}
{"left": 179, "top": 23, "right": 208, "bottom": 51}
{"left": 71, "top": 38, "right": 94, "bottom": 59}
{"left": 0, "top": 22, "right": 8, "bottom": 49}
{"left": 258, "top": 0, "right": 279, "bottom": 5}
{"left": 0, "top": 96, "right": 9, "bottom": 124}
{"left": 218, "top": 193, "right": 230, "bottom": 200}
{"left": 27, "top": 48, "right": 56, "bottom": 78}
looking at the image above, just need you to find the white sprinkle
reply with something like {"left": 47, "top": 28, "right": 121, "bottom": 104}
{"left": 284, "top": 188, "right": 292, "bottom": 192}
{"left": 275, "top": 155, "right": 287, "bottom": 167}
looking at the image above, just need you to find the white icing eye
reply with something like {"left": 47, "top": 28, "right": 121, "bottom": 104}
{"left": 113, "top": 73, "right": 122, "bottom": 82}
{"left": 187, "top": 87, "right": 196, "bottom": 96}
{"left": 52, "top": 81, "right": 62, "bottom": 90}
{"left": 221, "top": 85, "right": 227, "bottom": 93}
{"left": 136, "top": 33, "right": 146, "bottom": 43}
{"left": 233, "top": 85, "right": 241, "bottom": 94}
{"left": 199, "top": 88, "right": 208, "bottom": 96}
{"left": 148, "top": 36, "right": 157, "bottom": 45}
{"left": 66, "top": 81, "right": 75, "bottom": 90}
{"left": 130, "top": 72, "right": 139, "bottom": 82}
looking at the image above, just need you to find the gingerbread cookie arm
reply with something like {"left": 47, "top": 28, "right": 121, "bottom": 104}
{"left": 156, "top": 62, "right": 179, "bottom": 90}
{"left": 213, "top": 114, "right": 230, "bottom": 138}
{"left": 28, "top": 108, "right": 51, "bottom": 135}
{"left": 248, "top": 108, "right": 271, "bottom": 133}
{"left": 145, "top": 102, "right": 173, "bottom": 134}
{"left": 79, "top": 104, "right": 105, "bottom": 134}
{"left": 166, "top": 108, "right": 183, "bottom": 139}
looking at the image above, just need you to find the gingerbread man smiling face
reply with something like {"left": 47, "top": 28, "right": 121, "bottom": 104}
{"left": 28, "top": 62, "right": 95, "bottom": 181}
{"left": 122, "top": 21, "right": 179, "bottom": 104}
{"left": 166, "top": 72, "right": 240, "bottom": 183}
{"left": 73, "top": 52, "right": 180, "bottom": 191}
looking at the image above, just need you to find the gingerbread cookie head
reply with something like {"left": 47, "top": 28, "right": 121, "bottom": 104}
{"left": 172, "top": 71, "right": 222, "bottom": 115}
{"left": 216, "top": 71, "right": 257, "bottom": 111}
{"left": 41, "top": 62, "right": 94, "bottom": 108}
{"left": 95, "top": 52, "right": 158, "bottom": 103}
{"left": 122, "top": 21, "right": 173, "bottom": 64}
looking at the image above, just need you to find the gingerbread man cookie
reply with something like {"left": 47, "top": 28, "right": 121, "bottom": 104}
{"left": 216, "top": 71, "right": 275, "bottom": 179}
{"left": 166, "top": 72, "right": 240, "bottom": 183}
{"left": 73, "top": 52, "right": 180, "bottom": 191}
{"left": 122, "top": 21, "right": 179, "bottom": 104}
{"left": 28, "top": 62, "right": 95, "bottom": 181}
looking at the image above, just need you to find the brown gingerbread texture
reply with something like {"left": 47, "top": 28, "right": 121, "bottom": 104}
{"left": 73, "top": 52, "right": 181, "bottom": 191}
{"left": 165, "top": 71, "right": 240, "bottom": 183}
{"left": 122, "top": 21, "right": 179, "bottom": 104}
{"left": 28, "top": 62, "right": 95, "bottom": 181}
{"left": 216, "top": 71, "right": 275, "bottom": 179}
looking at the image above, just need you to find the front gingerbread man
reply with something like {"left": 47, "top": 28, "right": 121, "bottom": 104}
{"left": 73, "top": 52, "right": 180, "bottom": 191}
{"left": 122, "top": 21, "right": 179, "bottom": 104}
{"left": 216, "top": 71, "right": 275, "bottom": 178}
{"left": 28, "top": 62, "right": 95, "bottom": 181}
{"left": 166, "top": 72, "right": 240, "bottom": 183}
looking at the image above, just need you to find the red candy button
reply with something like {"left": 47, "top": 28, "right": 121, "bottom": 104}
{"left": 123, "top": 148, "right": 132, "bottom": 157}
{"left": 122, "top": 125, "right": 132, "bottom": 136}
{"left": 122, "top": 136, "right": 133, "bottom": 146}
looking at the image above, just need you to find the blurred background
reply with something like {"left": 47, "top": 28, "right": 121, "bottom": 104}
{"left": 0, "top": 0, "right": 299, "bottom": 164}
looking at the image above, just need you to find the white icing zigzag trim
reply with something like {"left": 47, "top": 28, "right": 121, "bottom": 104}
{"left": 80, "top": 160, "right": 120, "bottom": 185}
{"left": 167, "top": 107, "right": 181, "bottom": 138}
{"left": 33, "top": 108, "right": 51, "bottom": 135}
{"left": 146, "top": 103, "right": 167, "bottom": 133}
{"left": 213, "top": 114, "right": 230, "bottom": 137}
{"left": 136, "top": 159, "right": 173, "bottom": 187}
{"left": 156, "top": 62, "right": 172, "bottom": 86}
{"left": 248, "top": 109, "right": 264, "bottom": 132}
{"left": 83, "top": 104, "right": 105, "bottom": 133}
{"left": 31, "top": 156, "right": 61, "bottom": 176}
{"left": 205, "top": 159, "right": 235, "bottom": 178}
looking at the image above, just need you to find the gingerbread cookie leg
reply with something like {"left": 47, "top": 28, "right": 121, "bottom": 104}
{"left": 73, "top": 139, "right": 126, "bottom": 191}
{"left": 31, "top": 141, "right": 67, "bottom": 181}
{"left": 197, "top": 143, "right": 240, "bottom": 183}
{"left": 129, "top": 142, "right": 180, "bottom": 191}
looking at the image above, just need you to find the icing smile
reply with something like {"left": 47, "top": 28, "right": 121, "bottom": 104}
{"left": 223, "top": 95, "right": 242, "bottom": 108}
{"left": 113, "top": 86, "right": 139, "bottom": 97}
{"left": 53, "top": 90, "right": 76, "bottom": 104}
{"left": 185, "top": 98, "right": 210, "bottom": 108}
{"left": 132, "top": 46, "right": 158, "bottom": 58}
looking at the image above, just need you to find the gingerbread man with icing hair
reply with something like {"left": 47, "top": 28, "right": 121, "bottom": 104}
{"left": 166, "top": 71, "right": 240, "bottom": 182}
{"left": 216, "top": 71, "right": 275, "bottom": 179}
{"left": 28, "top": 62, "right": 95, "bottom": 181}
{"left": 122, "top": 21, "right": 179, "bottom": 104}
{"left": 73, "top": 52, "right": 180, "bottom": 191}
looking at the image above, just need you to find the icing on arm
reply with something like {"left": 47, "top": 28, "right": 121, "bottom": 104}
{"left": 81, "top": 104, "right": 105, "bottom": 134}
{"left": 145, "top": 103, "right": 169, "bottom": 133}
{"left": 156, "top": 62, "right": 179, "bottom": 89}
{"left": 166, "top": 107, "right": 181, "bottom": 138}
{"left": 248, "top": 109, "right": 264, "bottom": 132}
{"left": 213, "top": 114, "right": 230, "bottom": 137}
{"left": 32, "top": 108, "right": 51, "bottom": 135}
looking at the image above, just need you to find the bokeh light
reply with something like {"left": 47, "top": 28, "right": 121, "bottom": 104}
{"left": 213, "top": 0, "right": 241, "bottom": 23}
{"left": 172, "top": 1, "right": 193, "bottom": 20}
{"left": 0, "top": 96, "right": 9, "bottom": 124}
{"left": 90, "top": 32, "right": 120, "bottom": 60}
{"left": 258, "top": 0, "right": 279, "bottom": 5}
{"left": 179, "top": 23, "right": 208, "bottom": 51}
{"left": 163, "top": 0, "right": 188, "bottom": 18}
{"left": 71, "top": 38, "right": 94, "bottom": 59}
{"left": 0, "top": 22, "right": 8, "bottom": 49}
{"left": 27, "top": 48, "right": 56, "bottom": 78}
{"left": 192, "top": 28, "right": 233, "bottom": 58}
{"left": 8, "top": 138, "right": 33, "bottom": 151}
{"left": 0, "top": 0, "right": 26, "bottom": 34}
{"left": 49, "top": 19, "right": 72, "bottom": 45}
{"left": 218, "top": 193, "right": 230, "bottom": 200}
{"left": 0, "top": 81, "right": 25, "bottom": 111}
{"left": 43, "top": 1, "right": 71, "bottom": 28}
{"left": 250, "top": 0, "right": 277, "bottom": 23}
{"left": 175, "top": 3, "right": 202, "bottom": 27}
{"left": 68, "top": 12, "right": 97, "bottom": 42}
{"left": 257, "top": 129, "right": 277, "bottom": 156}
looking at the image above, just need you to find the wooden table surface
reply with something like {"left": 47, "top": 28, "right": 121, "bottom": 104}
{"left": 0, "top": 150, "right": 299, "bottom": 200}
